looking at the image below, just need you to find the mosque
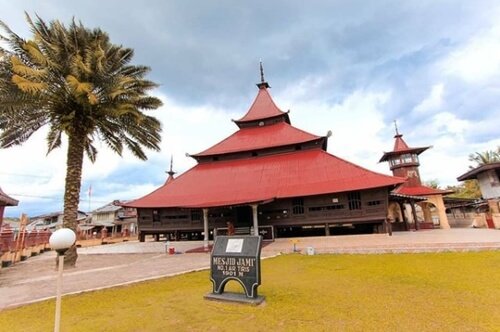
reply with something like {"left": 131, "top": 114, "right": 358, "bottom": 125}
{"left": 126, "top": 67, "right": 450, "bottom": 244}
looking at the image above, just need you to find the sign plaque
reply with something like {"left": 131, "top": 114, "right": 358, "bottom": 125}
{"left": 205, "top": 235, "right": 264, "bottom": 305}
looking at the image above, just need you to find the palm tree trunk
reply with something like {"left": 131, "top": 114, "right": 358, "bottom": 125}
{"left": 61, "top": 132, "right": 85, "bottom": 267}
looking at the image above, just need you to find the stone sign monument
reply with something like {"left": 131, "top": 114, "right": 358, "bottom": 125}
{"left": 205, "top": 235, "right": 265, "bottom": 305}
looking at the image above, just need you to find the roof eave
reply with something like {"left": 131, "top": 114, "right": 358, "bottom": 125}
{"left": 234, "top": 112, "right": 290, "bottom": 127}
{"left": 192, "top": 137, "right": 327, "bottom": 159}
{"left": 457, "top": 162, "right": 500, "bottom": 181}
{"left": 380, "top": 146, "right": 431, "bottom": 162}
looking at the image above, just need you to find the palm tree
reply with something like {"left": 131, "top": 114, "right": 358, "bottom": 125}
{"left": 0, "top": 14, "right": 162, "bottom": 266}
{"left": 468, "top": 147, "right": 500, "bottom": 168}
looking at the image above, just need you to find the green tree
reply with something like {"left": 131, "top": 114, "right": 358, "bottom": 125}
{"left": 0, "top": 14, "right": 162, "bottom": 265}
{"left": 468, "top": 147, "right": 500, "bottom": 168}
{"left": 424, "top": 179, "right": 440, "bottom": 189}
{"left": 446, "top": 180, "right": 481, "bottom": 199}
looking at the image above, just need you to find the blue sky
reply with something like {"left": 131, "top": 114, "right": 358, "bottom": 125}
{"left": 1, "top": 0, "right": 499, "bottom": 217}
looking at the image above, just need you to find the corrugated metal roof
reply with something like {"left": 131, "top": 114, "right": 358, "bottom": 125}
{"left": 394, "top": 185, "right": 453, "bottom": 196}
{"left": 193, "top": 122, "right": 322, "bottom": 157}
{"left": 389, "top": 193, "right": 427, "bottom": 201}
{"left": 235, "top": 88, "right": 287, "bottom": 123}
{"left": 126, "top": 149, "right": 406, "bottom": 209}
{"left": 92, "top": 203, "right": 122, "bottom": 213}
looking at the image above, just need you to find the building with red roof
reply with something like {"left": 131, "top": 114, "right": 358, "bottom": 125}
{"left": 127, "top": 67, "right": 407, "bottom": 245}
{"left": 380, "top": 124, "right": 451, "bottom": 230}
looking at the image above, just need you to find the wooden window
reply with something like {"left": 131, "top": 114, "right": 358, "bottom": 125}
{"left": 292, "top": 198, "right": 305, "bottom": 214}
{"left": 153, "top": 209, "right": 160, "bottom": 222}
{"left": 191, "top": 209, "right": 201, "bottom": 221}
{"left": 348, "top": 192, "right": 361, "bottom": 210}
{"left": 308, "top": 204, "right": 345, "bottom": 211}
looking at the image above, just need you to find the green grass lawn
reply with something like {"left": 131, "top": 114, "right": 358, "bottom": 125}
{"left": 1, "top": 252, "right": 499, "bottom": 331}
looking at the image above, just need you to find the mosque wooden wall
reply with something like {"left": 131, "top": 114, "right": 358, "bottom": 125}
{"left": 136, "top": 188, "right": 388, "bottom": 237}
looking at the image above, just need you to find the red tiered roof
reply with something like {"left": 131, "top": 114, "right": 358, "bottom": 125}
{"left": 235, "top": 88, "right": 289, "bottom": 124}
{"left": 193, "top": 122, "right": 322, "bottom": 157}
{"left": 127, "top": 149, "right": 406, "bottom": 209}
{"left": 128, "top": 75, "right": 408, "bottom": 209}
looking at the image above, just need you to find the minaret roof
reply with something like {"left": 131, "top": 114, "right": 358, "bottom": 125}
{"left": 393, "top": 134, "right": 410, "bottom": 151}
{"left": 379, "top": 133, "right": 430, "bottom": 162}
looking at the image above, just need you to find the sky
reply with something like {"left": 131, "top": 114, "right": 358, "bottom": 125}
{"left": 1, "top": 0, "right": 499, "bottom": 217}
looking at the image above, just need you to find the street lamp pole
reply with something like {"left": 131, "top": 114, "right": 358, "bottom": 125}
{"left": 54, "top": 254, "right": 64, "bottom": 332}
{"left": 49, "top": 228, "right": 76, "bottom": 332}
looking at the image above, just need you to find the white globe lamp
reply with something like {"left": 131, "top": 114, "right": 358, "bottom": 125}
{"left": 49, "top": 228, "right": 76, "bottom": 254}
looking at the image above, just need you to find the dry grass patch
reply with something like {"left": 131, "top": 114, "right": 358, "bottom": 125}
{"left": 0, "top": 252, "right": 499, "bottom": 331}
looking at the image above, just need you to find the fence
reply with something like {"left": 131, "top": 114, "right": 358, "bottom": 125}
{"left": 0, "top": 229, "right": 51, "bottom": 269}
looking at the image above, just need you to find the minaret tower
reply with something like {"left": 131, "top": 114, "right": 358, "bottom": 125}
{"left": 379, "top": 121, "right": 430, "bottom": 188}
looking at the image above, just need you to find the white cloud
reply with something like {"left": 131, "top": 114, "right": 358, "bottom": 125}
{"left": 442, "top": 25, "right": 500, "bottom": 83}
{"left": 276, "top": 86, "right": 392, "bottom": 173}
{"left": 0, "top": 129, "right": 66, "bottom": 200}
{"left": 428, "top": 112, "right": 470, "bottom": 137}
{"left": 147, "top": 92, "right": 240, "bottom": 173}
{"left": 413, "top": 84, "right": 444, "bottom": 114}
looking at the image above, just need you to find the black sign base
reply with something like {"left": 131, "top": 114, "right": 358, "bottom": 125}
{"left": 204, "top": 292, "right": 265, "bottom": 306}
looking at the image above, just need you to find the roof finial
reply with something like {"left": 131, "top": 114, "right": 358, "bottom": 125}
{"left": 260, "top": 61, "right": 265, "bottom": 83}
{"left": 256, "top": 61, "right": 270, "bottom": 89}
{"left": 165, "top": 155, "right": 176, "bottom": 183}
{"left": 394, "top": 120, "right": 400, "bottom": 136}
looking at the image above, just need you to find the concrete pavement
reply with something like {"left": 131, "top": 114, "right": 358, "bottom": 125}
{"left": 0, "top": 228, "right": 498, "bottom": 310}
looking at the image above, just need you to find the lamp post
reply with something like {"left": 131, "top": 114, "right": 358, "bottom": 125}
{"left": 49, "top": 228, "right": 76, "bottom": 332}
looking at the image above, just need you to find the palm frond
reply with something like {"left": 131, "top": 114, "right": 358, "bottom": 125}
{"left": 0, "top": 115, "right": 47, "bottom": 148}
{"left": 46, "top": 125, "right": 62, "bottom": 154}
{"left": 11, "top": 74, "right": 47, "bottom": 93}
{"left": 22, "top": 40, "right": 47, "bottom": 66}
{"left": 84, "top": 139, "right": 98, "bottom": 163}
